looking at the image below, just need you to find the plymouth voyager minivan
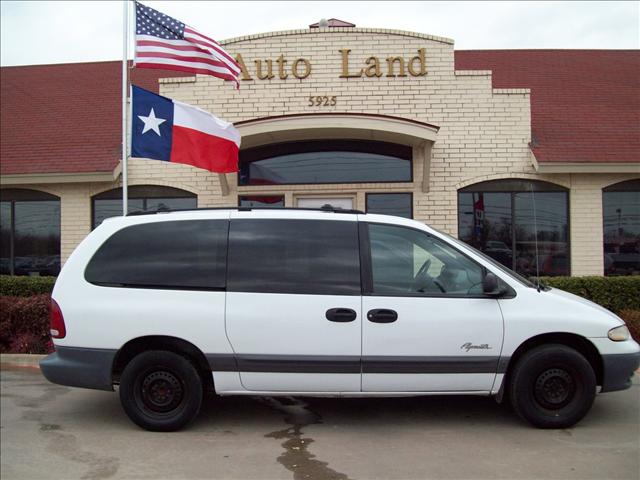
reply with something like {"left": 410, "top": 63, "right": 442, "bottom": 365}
{"left": 41, "top": 207, "right": 640, "bottom": 431}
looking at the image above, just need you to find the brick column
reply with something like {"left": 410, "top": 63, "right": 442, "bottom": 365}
{"left": 570, "top": 175, "right": 605, "bottom": 276}
{"left": 59, "top": 185, "right": 92, "bottom": 264}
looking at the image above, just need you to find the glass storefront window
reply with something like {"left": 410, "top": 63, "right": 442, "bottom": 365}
{"left": 603, "top": 180, "right": 640, "bottom": 276}
{"left": 458, "top": 179, "right": 569, "bottom": 277}
{"left": 0, "top": 189, "right": 61, "bottom": 276}
{"left": 366, "top": 193, "right": 413, "bottom": 218}
{"left": 238, "top": 195, "right": 285, "bottom": 208}
{"left": 0, "top": 202, "right": 10, "bottom": 275}
{"left": 92, "top": 186, "right": 197, "bottom": 228}
{"left": 239, "top": 140, "right": 412, "bottom": 186}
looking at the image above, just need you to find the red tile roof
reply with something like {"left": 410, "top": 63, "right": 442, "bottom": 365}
{"left": 1, "top": 61, "right": 189, "bottom": 175}
{"left": 455, "top": 50, "right": 640, "bottom": 164}
{"left": 1, "top": 51, "right": 638, "bottom": 176}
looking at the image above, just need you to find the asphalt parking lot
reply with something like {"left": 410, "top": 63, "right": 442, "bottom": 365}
{"left": 1, "top": 366, "right": 638, "bottom": 480}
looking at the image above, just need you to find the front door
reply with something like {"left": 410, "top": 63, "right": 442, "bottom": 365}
{"left": 225, "top": 211, "right": 362, "bottom": 392}
{"left": 361, "top": 221, "right": 504, "bottom": 392}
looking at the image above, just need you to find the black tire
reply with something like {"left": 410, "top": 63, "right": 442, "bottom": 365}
{"left": 509, "top": 344, "right": 596, "bottom": 429}
{"left": 119, "top": 350, "right": 203, "bottom": 432}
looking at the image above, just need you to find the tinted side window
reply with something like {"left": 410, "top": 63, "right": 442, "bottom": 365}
{"left": 85, "top": 220, "right": 228, "bottom": 290}
{"left": 368, "top": 223, "right": 484, "bottom": 296}
{"left": 227, "top": 219, "right": 360, "bottom": 295}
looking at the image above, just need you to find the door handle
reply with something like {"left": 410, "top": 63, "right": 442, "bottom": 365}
{"left": 326, "top": 308, "right": 357, "bottom": 322}
{"left": 367, "top": 309, "right": 398, "bottom": 323}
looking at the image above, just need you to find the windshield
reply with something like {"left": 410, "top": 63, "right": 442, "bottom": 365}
{"left": 430, "top": 228, "right": 538, "bottom": 288}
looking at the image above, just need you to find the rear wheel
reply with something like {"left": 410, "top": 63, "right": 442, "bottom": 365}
{"left": 119, "top": 350, "right": 203, "bottom": 431}
{"left": 509, "top": 344, "right": 596, "bottom": 428}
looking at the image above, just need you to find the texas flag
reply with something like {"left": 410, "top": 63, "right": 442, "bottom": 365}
{"left": 131, "top": 85, "right": 240, "bottom": 173}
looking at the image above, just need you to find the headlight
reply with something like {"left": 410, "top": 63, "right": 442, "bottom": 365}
{"left": 608, "top": 325, "right": 630, "bottom": 342}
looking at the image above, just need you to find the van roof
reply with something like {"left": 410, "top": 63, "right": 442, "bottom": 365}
{"left": 126, "top": 206, "right": 365, "bottom": 217}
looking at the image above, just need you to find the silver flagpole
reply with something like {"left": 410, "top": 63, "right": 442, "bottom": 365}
{"left": 121, "top": 0, "right": 129, "bottom": 216}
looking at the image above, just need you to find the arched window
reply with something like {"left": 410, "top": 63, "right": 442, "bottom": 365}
{"left": 603, "top": 179, "right": 640, "bottom": 276}
{"left": 0, "top": 189, "right": 61, "bottom": 276}
{"left": 458, "top": 179, "right": 569, "bottom": 277}
{"left": 92, "top": 186, "right": 197, "bottom": 228}
{"left": 239, "top": 140, "right": 412, "bottom": 186}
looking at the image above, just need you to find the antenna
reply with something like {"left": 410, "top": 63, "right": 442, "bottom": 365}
{"left": 530, "top": 183, "right": 541, "bottom": 292}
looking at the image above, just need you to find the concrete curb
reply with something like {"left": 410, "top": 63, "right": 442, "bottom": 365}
{"left": 1, "top": 353, "right": 46, "bottom": 368}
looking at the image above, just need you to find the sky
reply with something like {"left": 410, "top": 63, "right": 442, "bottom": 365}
{"left": 1, "top": 1, "right": 638, "bottom": 67}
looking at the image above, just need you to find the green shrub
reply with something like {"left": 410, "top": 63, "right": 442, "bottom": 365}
{"left": 0, "top": 294, "right": 53, "bottom": 354}
{"left": 539, "top": 276, "right": 640, "bottom": 313}
{"left": 0, "top": 275, "right": 56, "bottom": 297}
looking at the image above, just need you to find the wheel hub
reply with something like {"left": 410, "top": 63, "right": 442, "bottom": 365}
{"left": 141, "top": 371, "right": 184, "bottom": 413}
{"left": 534, "top": 368, "right": 575, "bottom": 409}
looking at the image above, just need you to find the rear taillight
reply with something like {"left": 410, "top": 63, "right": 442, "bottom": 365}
{"left": 50, "top": 299, "right": 66, "bottom": 339}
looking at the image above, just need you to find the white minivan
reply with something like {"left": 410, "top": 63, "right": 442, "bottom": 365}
{"left": 41, "top": 207, "right": 639, "bottom": 431}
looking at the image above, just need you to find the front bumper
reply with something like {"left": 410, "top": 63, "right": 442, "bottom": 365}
{"left": 601, "top": 350, "right": 640, "bottom": 392}
{"left": 40, "top": 346, "right": 117, "bottom": 391}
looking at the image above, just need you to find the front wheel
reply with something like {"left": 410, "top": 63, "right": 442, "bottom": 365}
{"left": 119, "top": 350, "right": 203, "bottom": 431}
{"left": 509, "top": 344, "right": 596, "bottom": 429}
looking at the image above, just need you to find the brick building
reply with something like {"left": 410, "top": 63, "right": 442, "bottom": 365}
{"left": 1, "top": 25, "right": 639, "bottom": 278}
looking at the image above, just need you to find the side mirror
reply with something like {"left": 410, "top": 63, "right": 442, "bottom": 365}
{"left": 482, "top": 272, "right": 502, "bottom": 296}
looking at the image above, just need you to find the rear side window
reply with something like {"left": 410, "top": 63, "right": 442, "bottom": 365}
{"left": 85, "top": 220, "right": 228, "bottom": 290}
{"left": 227, "top": 219, "right": 360, "bottom": 295}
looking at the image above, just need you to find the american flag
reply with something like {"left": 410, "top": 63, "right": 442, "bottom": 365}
{"left": 134, "top": 2, "right": 241, "bottom": 88}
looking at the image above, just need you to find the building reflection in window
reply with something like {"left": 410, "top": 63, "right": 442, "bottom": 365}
{"left": 0, "top": 189, "right": 61, "bottom": 276}
{"left": 458, "top": 179, "right": 569, "bottom": 277}
{"left": 366, "top": 193, "right": 413, "bottom": 218}
{"left": 239, "top": 140, "right": 412, "bottom": 186}
{"left": 603, "top": 179, "right": 639, "bottom": 276}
